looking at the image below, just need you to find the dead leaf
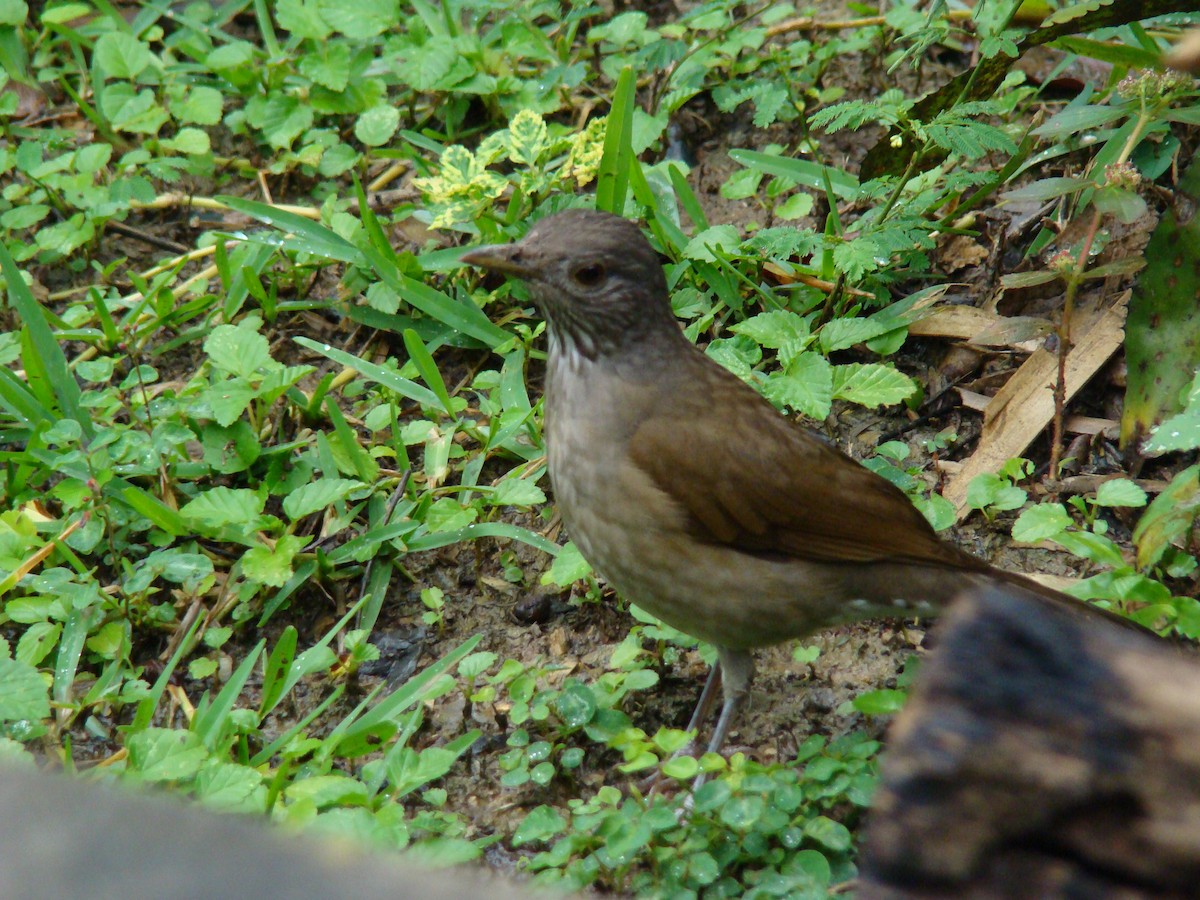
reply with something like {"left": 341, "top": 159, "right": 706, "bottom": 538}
{"left": 943, "top": 291, "right": 1129, "bottom": 517}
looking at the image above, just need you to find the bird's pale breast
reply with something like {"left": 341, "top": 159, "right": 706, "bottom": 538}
{"left": 543, "top": 345, "right": 865, "bottom": 649}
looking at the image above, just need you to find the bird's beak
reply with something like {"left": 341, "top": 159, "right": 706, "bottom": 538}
{"left": 460, "top": 243, "right": 534, "bottom": 278}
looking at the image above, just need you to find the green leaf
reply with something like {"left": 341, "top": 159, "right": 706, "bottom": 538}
{"left": 219, "top": 196, "right": 365, "bottom": 264}
{"left": 286, "top": 774, "right": 369, "bottom": 808}
{"left": 1133, "top": 465, "right": 1200, "bottom": 569}
{"left": 662, "top": 755, "right": 700, "bottom": 779}
{"left": 729, "top": 149, "right": 859, "bottom": 200}
{"left": 1092, "top": 185, "right": 1148, "bottom": 224}
{"left": 763, "top": 353, "right": 833, "bottom": 419}
{"left": 1051, "top": 530, "right": 1126, "bottom": 568}
{"left": 0, "top": 242, "right": 90, "bottom": 436}
{"left": 1032, "top": 102, "right": 1126, "bottom": 140}
{"left": 1012, "top": 503, "right": 1072, "bottom": 542}
{"left": 298, "top": 42, "right": 351, "bottom": 90}
{"left": 596, "top": 66, "right": 635, "bottom": 214}
{"left": 1094, "top": 478, "right": 1147, "bottom": 508}
{"left": 1137, "top": 412, "right": 1200, "bottom": 453}
{"left": 425, "top": 497, "right": 478, "bottom": 532}
{"left": 507, "top": 109, "right": 549, "bottom": 166}
{"left": 965, "top": 473, "right": 1027, "bottom": 512}
{"left": 387, "top": 737, "right": 478, "bottom": 798}
{"left": 1001, "top": 176, "right": 1089, "bottom": 203}
{"left": 730, "top": 310, "right": 811, "bottom": 359}
{"left": 203, "top": 379, "right": 256, "bottom": 427}
{"left": 851, "top": 688, "right": 907, "bottom": 715}
{"left": 832, "top": 363, "right": 917, "bottom": 408}
{"left": 242, "top": 534, "right": 305, "bottom": 587}
{"left": 682, "top": 225, "right": 739, "bottom": 262}
{"left": 337, "top": 634, "right": 482, "bottom": 749}
{"left": 513, "top": 805, "right": 567, "bottom": 846}
{"left": 14, "top": 624, "right": 58, "bottom": 667}
{"left": 93, "top": 32, "right": 154, "bottom": 79}
{"left": 719, "top": 794, "right": 765, "bottom": 831}
{"left": 282, "top": 478, "right": 366, "bottom": 521}
{"left": 295, "top": 336, "right": 440, "bottom": 408}
{"left": 171, "top": 85, "right": 223, "bottom": 125}
{"left": 541, "top": 541, "right": 591, "bottom": 586}
{"left": 127, "top": 729, "right": 209, "bottom": 782}
{"left": 804, "top": 816, "right": 852, "bottom": 851}
{"left": 488, "top": 478, "right": 547, "bottom": 508}
{"left": 180, "top": 487, "right": 265, "bottom": 530}
{"left": 819, "top": 318, "right": 889, "bottom": 353}
{"left": 194, "top": 762, "right": 266, "bottom": 813}
{"left": 552, "top": 681, "right": 597, "bottom": 728}
{"left": 402, "top": 328, "right": 454, "bottom": 415}
{"left": 776, "top": 192, "right": 815, "bottom": 220}
{"left": 0, "top": 656, "right": 50, "bottom": 722}
{"left": 1050, "top": 35, "right": 1161, "bottom": 71}
{"left": 275, "top": 0, "right": 331, "bottom": 38}
{"left": 205, "top": 323, "right": 271, "bottom": 377}
{"left": 355, "top": 104, "right": 400, "bottom": 146}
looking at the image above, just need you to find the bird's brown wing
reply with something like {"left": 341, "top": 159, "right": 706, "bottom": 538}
{"left": 626, "top": 370, "right": 971, "bottom": 569}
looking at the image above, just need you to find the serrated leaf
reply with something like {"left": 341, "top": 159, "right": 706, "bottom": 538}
{"left": 242, "top": 534, "right": 304, "bottom": 587}
{"left": 541, "top": 541, "right": 591, "bottom": 586}
{"left": 298, "top": 42, "right": 351, "bottom": 90}
{"left": 93, "top": 32, "right": 154, "bottom": 79}
{"left": 398, "top": 37, "right": 455, "bottom": 90}
{"left": 819, "top": 318, "right": 889, "bottom": 353}
{"left": 282, "top": 478, "right": 365, "bottom": 520}
{"left": 507, "top": 110, "right": 549, "bottom": 166}
{"left": 194, "top": 762, "right": 267, "bottom": 814}
{"left": 180, "top": 487, "right": 265, "bottom": 529}
{"left": 0, "top": 657, "right": 50, "bottom": 722}
{"left": 762, "top": 352, "right": 832, "bottom": 419}
{"left": 171, "top": 86, "right": 223, "bottom": 125}
{"left": 488, "top": 478, "right": 547, "bottom": 508}
{"left": 275, "top": 0, "right": 330, "bottom": 38}
{"left": 205, "top": 324, "right": 271, "bottom": 377}
{"left": 127, "top": 728, "right": 209, "bottom": 782}
{"left": 1012, "top": 503, "right": 1072, "bottom": 542}
{"left": 683, "top": 225, "right": 740, "bottom": 262}
{"left": 775, "top": 192, "right": 814, "bottom": 220}
{"left": 285, "top": 774, "right": 369, "bottom": 807}
{"left": 425, "top": 497, "right": 478, "bottom": 532}
{"left": 832, "top": 363, "right": 917, "bottom": 408}
{"left": 1094, "top": 478, "right": 1147, "bottom": 508}
{"left": 205, "top": 380, "right": 257, "bottom": 427}
{"left": 730, "top": 310, "right": 812, "bottom": 359}
{"left": 355, "top": 104, "right": 400, "bottom": 146}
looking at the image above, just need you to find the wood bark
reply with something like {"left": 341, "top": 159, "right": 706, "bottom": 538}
{"left": 860, "top": 583, "right": 1200, "bottom": 899}
{"left": 0, "top": 764, "right": 551, "bottom": 900}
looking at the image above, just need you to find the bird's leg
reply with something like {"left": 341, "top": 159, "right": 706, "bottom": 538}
{"left": 689, "top": 648, "right": 754, "bottom": 796}
{"left": 684, "top": 659, "right": 723, "bottom": 738}
{"left": 705, "top": 648, "right": 754, "bottom": 756}
{"left": 640, "top": 659, "right": 723, "bottom": 797}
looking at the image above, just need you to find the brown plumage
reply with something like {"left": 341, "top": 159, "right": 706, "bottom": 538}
{"left": 463, "top": 208, "right": 1120, "bottom": 769}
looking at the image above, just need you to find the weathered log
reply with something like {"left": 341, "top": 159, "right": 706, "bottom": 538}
{"left": 0, "top": 764, "right": 549, "bottom": 900}
{"left": 859, "top": 583, "right": 1200, "bottom": 899}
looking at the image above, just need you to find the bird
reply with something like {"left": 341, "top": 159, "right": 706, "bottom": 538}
{"left": 461, "top": 208, "right": 1122, "bottom": 770}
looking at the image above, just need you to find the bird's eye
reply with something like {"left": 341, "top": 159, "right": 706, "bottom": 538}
{"left": 572, "top": 263, "right": 606, "bottom": 287}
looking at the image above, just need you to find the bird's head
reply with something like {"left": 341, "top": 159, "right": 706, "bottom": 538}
{"left": 462, "top": 209, "right": 676, "bottom": 359}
